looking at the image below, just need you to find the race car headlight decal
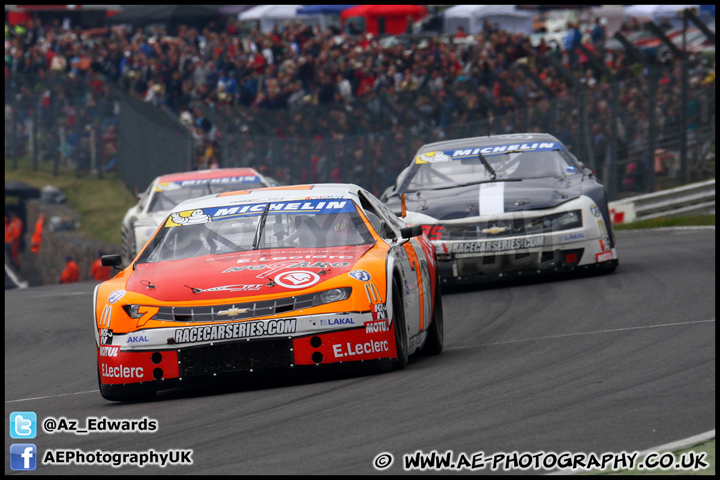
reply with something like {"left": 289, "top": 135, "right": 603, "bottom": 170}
{"left": 316, "top": 288, "right": 352, "bottom": 306}
{"left": 123, "top": 304, "right": 158, "bottom": 320}
{"left": 544, "top": 210, "right": 582, "bottom": 232}
{"left": 123, "top": 305, "right": 160, "bottom": 327}
{"left": 558, "top": 211, "right": 580, "bottom": 227}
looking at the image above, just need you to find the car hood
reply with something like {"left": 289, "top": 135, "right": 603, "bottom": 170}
{"left": 394, "top": 176, "right": 583, "bottom": 220}
{"left": 125, "top": 245, "right": 373, "bottom": 302}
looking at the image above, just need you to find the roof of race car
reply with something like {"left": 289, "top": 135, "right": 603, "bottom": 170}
{"left": 170, "top": 183, "right": 363, "bottom": 213}
{"left": 155, "top": 168, "right": 262, "bottom": 184}
{"left": 417, "top": 133, "right": 562, "bottom": 154}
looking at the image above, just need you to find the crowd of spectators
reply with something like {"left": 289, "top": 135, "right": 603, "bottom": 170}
{"left": 5, "top": 11, "right": 716, "bottom": 195}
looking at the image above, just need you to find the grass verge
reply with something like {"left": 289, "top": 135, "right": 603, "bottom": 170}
{"left": 5, "top": 158, "right": 136, "bottom": 244}
{"left": 614, "top": 214, "right": 715, "bottom": 230}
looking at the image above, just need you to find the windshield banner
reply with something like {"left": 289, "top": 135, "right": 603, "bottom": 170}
{"left": 165, "top": 199, "right": 356, "bottom": 227}
{"left": 416, "top": 142, "right": 561, "bottom": 163}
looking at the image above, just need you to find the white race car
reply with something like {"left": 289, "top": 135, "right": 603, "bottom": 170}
{"left": 121, "top": 168, "right": 270, "bottom": 267}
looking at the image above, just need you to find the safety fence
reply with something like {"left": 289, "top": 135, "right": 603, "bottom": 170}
{"left": 608, "top": 179, "right": 716, "bottom": 224}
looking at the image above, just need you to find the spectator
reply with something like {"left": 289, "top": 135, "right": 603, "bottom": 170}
{"left": 5, "top": 211, "right": 23, "bottom": 271}
{"left": 90, "top": 250, "right": 112, "bottom": 281}
{"left": 563, "top": 21, "right": 581, "bottom": 70}
{"left": 590, "top": 17, "right": 606, "bottom": 52}
{"left": 59, "top": 255, "right": 80, "bottom": 284}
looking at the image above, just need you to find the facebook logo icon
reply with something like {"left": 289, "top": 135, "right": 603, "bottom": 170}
{"left": 10, "top": 411, "right": 37, "bottom": 439}
{"left": 10, "top": 444, "right": 37, "bottom": 471}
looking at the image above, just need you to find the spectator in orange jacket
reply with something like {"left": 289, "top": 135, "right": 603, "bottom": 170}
{"left": 59, "top": 256, "right": 80, "bottom": 284}
{"left": 90, "top": 250, "right": 112, "bottom": 281}
{"left": 31, "top": 213, "right": 44, "bottom": 253}
{"left": 5, "top": 211, "right": 23, "bottom": 271}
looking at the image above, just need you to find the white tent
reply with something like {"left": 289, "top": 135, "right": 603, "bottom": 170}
{"left": 623, "top": 5, "right": 699, "bottom": 26}
{"left": 239, "top": 5, "right": 324, "bottom": 33}
{"left": 443, "top": 5, "right": 534, "bottom": 36}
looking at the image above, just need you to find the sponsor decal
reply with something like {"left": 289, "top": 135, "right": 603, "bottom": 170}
{"left": 98, "top": 305, "right": 112, "bottom": 328}
{"left": 482, "top": 225, "right": 508, "bottom": 235}
{"left": 332, "top": 340, "right": 390, "bottom": 358}
{"left": 99, "top": 345, "right": 120, "bottom": 357}
{"left": 165, "top": 200, "right": 356, "bottom": 229}
{"left": 108, "top": 290, "right": 126, "bottom": 304}
{"left": 348, "top": 270, "right": 371, "bottom": 282}
{"left": 100, "top": 363, "right": 144, "bottom": 379}
{"left": 590, "top": 204, "right": 601, "bottom": 217}
{"left": 100, "top": 328, "right": 113, "bottom": 345}
{"left": 179, "top": 176, "right": 260, "bottom": 187}
{"left": 222, "top": 261, "right": 351, "bottom": 274}
{"left": 366, "top": 319, "right": 390, "bottom": 334}
{"left": 560, "top": 232, "right": 586, "bottom": 243}
{"left": 566, "top": 166, "right": 576, "bottom": 173}
{"left": 173, "top": 319, "right": 297, "bottom": 344}
{"left": 167, "top": 209, "right": 212, "bottom": 227}
{"left": 126, "top": 335, "right": 149, "bottom": 344}
{"left": 217, "top": 307, "right": 250, "bottom": 316}
{"left": 596, "top": 249, "right": 616, "bottom": 263}
{"left": 421, "top": 225, "right": 444, "bottom": 240}
{"left": 372, "top": 303, "right": 388, "bottom": 321}
{"left": 274, "top": 270, "right": 320, "bottom": 289}
{"left": 597, "top": 219, "right": 608, "bottom": 236}
{"left": 452, "top": 236, "right": 545, "bottom": 253}
{"left": 320, "top": 317, "right": 356, "bottom": 326}
{"left": 448, "top": 142, "right": 559, "bottom": 159}
{"left": 416, "top": 151, "right": 453, "bottom": 164}
{"left": 201, "top": 284, "right": 263, "bottom": 293}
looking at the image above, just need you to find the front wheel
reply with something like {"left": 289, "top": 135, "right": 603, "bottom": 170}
{"left": 392, "top": 279, "right": 409, "bottom": 370}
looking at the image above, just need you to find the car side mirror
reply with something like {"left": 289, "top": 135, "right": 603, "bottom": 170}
{"left": 583, "top": 167, "right": 595, "bottom": 178}
{"left": 101, "top": 254, "right": 122, "bottom": 268}
{"left": 400, "top": 225, "right": 423, "bottom": 239}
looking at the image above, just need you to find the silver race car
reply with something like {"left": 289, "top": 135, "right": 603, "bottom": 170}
{"left": 381, "top": 133, "right": 618, "bottom": 284}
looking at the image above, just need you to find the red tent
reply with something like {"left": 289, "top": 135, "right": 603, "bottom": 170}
{"left": 341, "top": 5, "right": 427, "bottom": 35}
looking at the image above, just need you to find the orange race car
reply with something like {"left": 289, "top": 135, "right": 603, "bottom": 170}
{"left": 95, "top": 184, "right": 443, "bottom": 401}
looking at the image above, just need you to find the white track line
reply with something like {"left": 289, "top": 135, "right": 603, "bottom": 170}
{"left": 447, "top": 319, "right": 715, "bottom": 350}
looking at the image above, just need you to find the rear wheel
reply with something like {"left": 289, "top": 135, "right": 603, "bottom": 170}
{"left": 420, "top": 279, "right": 443, "bottom": 356}
{"left": 392, "top": 279, "right": 409, "bottom": 370}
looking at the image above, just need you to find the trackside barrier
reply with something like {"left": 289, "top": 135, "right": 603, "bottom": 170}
{"left": 608, "top": 179, "right": 716, "bottom": 224}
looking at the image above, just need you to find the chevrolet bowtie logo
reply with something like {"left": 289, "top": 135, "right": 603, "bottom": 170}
{"left": 217, "top": 307, "right": 249, "bottom": 316}
{"left": 482, "top": 226, "right": 507, "bottom": 235}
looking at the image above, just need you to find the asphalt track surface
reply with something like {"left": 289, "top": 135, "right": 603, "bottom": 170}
{"left": 5, "top": 228, "right": 715, "bottom": 474}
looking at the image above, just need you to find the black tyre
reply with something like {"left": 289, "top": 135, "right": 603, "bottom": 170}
{"left": 420, "top": 279, "right": 443, "bottom": 356}
{"left": 392, "top": 279, "right": 409, "bottom": 370}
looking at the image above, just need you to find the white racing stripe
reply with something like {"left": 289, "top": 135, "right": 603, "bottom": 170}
{"left": 479, "top": 182, "right": 505, "bottom": 216}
